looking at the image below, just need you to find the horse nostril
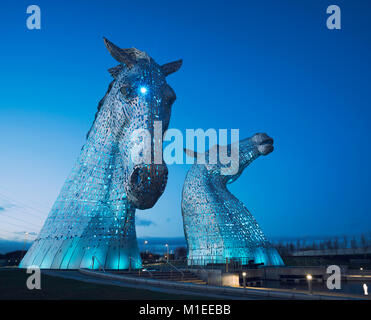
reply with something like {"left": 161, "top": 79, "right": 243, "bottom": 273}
{"left": 130, "top": 167, "right": 142, "bottom": 187}
{"left": 130, "top": 165, "right": 168, "bottom": 189}
{"left": 127, "top": 164, "right": 169, "bottom": 209}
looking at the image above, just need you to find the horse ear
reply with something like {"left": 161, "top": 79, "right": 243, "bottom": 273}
{"left": 108, "top": 65, "right": 124, "bottom": 79}
{"left": 103, "top": 37, "right": 135, "bottom": 68}
{"left": 161, "top": 60, "right": 183, "bottom": 76}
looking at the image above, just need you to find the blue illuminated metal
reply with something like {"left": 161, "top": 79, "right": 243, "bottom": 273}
{"left": 182, "top": 133, "right": 284, "bottom": 266}
{"left": 19, "top": 38, "right": 182, "bottom": 269}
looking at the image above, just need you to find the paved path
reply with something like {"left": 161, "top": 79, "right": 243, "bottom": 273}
{"left": 43, "top": 270, "right": 262, "bottom": 300}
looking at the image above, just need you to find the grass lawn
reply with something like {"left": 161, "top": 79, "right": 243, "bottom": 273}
{"left": 0, "top": 268, "right": 203, "bottom": 300}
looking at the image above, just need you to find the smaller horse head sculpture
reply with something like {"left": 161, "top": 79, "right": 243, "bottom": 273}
{"left": 94, "top": 38, "right": 182, "bottom": 210}
{"left": 225, "top": 132, "right": 274, "bottom": 184}
{"left": 182, "top": 133, "right": 283, "bottom": 266}
{"left": 184, "top": 133, "right": 274, "bottom": 185}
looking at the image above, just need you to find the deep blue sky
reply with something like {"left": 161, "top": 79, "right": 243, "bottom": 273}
{"left": 0, "top": 0, "right": 370, "bottom": 243}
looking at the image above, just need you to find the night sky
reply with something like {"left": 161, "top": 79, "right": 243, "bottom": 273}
{"left": 0, "top": 0, "right": 370, "bottom": 245}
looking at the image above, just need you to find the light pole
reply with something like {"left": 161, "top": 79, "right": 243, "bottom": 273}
{"left": 363, "top": 283, "right": 368, "bottom": 296}
{"left": 306, "top": 274, "right": 313, "bottom": 294}
{"left": 165, "top": 244, "right": 169, "bottom": 262}
{"left": 20, "top": 232, "right": 29, "bottom": 262}
{"left": 242, "top": 272, "right": 247, "bottom": 288}
{"left": 144, "top": 240, "right": 148, "bottom": 254}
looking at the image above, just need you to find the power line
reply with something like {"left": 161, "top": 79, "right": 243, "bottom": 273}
{"left": 2, "top": 207, "right": 47, "bottom": 223}
{"left": 0, "top": 228, "right": 17, "bottom": 235}
{"left": 0, "top": 185, "right": 51, "bottom": 211}
{"left": 0, "top": 211, "right": 42, "bottom": 228}
{"left": 0, "top": 227, "right": 37, "bottom": 239}
{"left": 0, "top": 218, "right": 40, "bottom": 233}
{"left": 0, "top": 193, "right": 48, "bottom": 219}
{"left": 0, "top": 200, "right": 49, "bottom": 222}
{"left": 0, "top": 191, "right": 49, "bottom": 214}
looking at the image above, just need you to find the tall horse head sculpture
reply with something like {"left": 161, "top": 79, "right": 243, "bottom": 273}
{"left": 20, "top": 38, "right": 182, "bottom": 269}
{"left": 182, "top": 133, "right": 284, "bottom": 266}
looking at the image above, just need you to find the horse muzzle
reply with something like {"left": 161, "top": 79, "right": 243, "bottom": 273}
{"left": 126, "top": 164, "right": 168, "bottom": 209}
{"left": 251, "top": 133, "right": 274, "bottom": 156}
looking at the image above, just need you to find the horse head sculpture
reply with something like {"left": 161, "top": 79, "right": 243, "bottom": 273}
{"left": 101, "top": 38, "right": 182, "bottom": 209}
{"left": 182, "top": 133, "right": 284, "bottom": 266}
{"left": 20, "top": 39, "right": 182, "bottom": 269}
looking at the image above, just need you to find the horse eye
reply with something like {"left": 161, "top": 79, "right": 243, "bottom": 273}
{"left": 120, "top": 86, "right": 128, "bottom": 95}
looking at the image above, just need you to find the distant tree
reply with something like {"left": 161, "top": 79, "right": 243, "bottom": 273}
{"left": 343, "top": 235, "right": 348, "bottom": 249}
{"left": 284, "top": 243, "right": 290, "bottom": 254}
{"left": 312, "top": 241, "right": 317, "bottom": 250}
{"left": 325, "top": 239, "right": 333, "bottom": 250}
{"left": 319, "top": 242, "right": 325, "bottom": 250}
{"left": 274, "top": 241, "right": 286, "bottom": 255}
{"left": 351, "top": 237, "right": 357, "bottom": 249}
{"left": 296, "top": 239, "right": 301, "bottom": 251}
{"left": 361, "top": 234, "right": 367, "bottom": 249}
{"left": 174, "top": 247, "right": 187, "bottom": 260}
{"left": 284, "top": 242, "right": 293, "bottom": 254}
{"left": 333, "top": 237, "right": 339, "bottom": 250}
{"left": 302, "top": 239, "right": 307, "bottom": 250}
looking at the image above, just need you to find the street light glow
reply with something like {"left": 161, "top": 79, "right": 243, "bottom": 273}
{"left": 306, "top": 274, "right": 312, "bottom": 280}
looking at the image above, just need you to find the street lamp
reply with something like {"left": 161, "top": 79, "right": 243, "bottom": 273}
{"left": 306, "top": 274, "right": 313, "bottom": 294}
{"left": 144, "top": 240, "right": 148, "bottom": 254}
{"left": 242, "top": 272, "right": 247, "bottom": 288}
{"left": 20, "top": 232, "right": 29, "bottom": 261}
{"left": 165, "top": 244, "right": 169, "bottom": 261}
{"left": 363, "top": 283, "right": 368, "bottom": 296}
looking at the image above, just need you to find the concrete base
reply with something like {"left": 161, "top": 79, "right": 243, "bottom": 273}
{"left": 222, "top": 273, "right": 240, "bottom": 287}
{"left": 191, "top": 269, "right": 222, "bottom": 286}
{"left": 241, "top": 266, "right": 348, "bottom": 282}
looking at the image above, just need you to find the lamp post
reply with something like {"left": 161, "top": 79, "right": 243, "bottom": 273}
{"left": 144, "top": 240, "right": 148, "bottom": 254}
{"left": 165, "top": 244, "right": 169, "bottom": 262}
{"left": 242, "top": 272, "right": 247, "bottom": 288}
{"left": 306, "top": 274, "right": 313, "bottom": 294}
{"left": 20, "top": 232, "right": 29, "bottom": 262}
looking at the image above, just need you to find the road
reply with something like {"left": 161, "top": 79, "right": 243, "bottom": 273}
{"left": 43, "top": 270, "right": 264, "bottom": 300}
